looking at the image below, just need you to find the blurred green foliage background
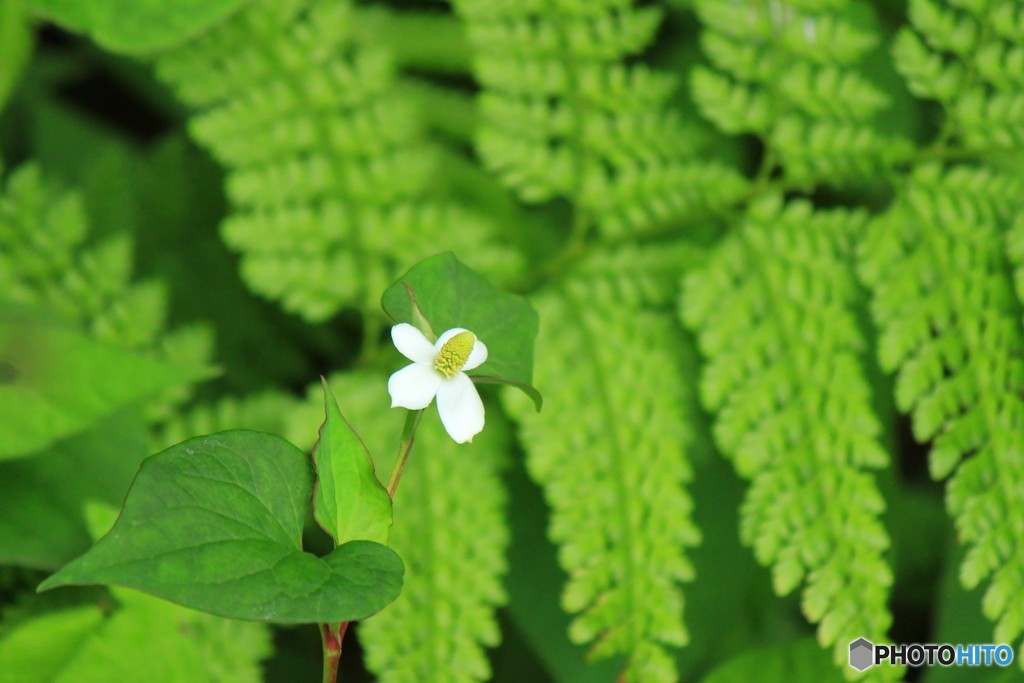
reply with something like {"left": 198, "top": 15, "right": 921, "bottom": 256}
{"left": 2, "top": 0, "right": 1023, "bottom": 682}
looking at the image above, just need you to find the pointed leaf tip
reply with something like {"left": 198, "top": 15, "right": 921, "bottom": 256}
{"left": 313, "top": 381, "right": 393, "bottom": 547}
{"left": 38, "top": 430, "right": 402, "bottom": 623}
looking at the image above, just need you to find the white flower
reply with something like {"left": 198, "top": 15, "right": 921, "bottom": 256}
{"left": 387, "top": 323, "right": 488, "bottom": 444}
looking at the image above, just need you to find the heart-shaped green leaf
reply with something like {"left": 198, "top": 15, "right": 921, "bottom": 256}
{"left": 381, "top": 252, "right": 542, "bottom": 409}
{"left": 0, "top": 305, "right": 211, "bottom": 461}
{"left": 313, "top": 379, "right": 392, "bottom": 546}
{"left": 38, "top": 430, "right": 403, "bottom": 624}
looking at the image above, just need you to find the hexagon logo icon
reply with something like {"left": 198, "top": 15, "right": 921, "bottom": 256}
{"left": 849, "top": 638, "right": 874, "bottom": 671}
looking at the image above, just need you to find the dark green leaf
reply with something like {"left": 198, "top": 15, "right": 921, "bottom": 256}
{"left": 922, "top": 534, "right": 1012, "bottom": 683}
{"left": 701, "top": 638, "right": 845, "bottom": 683}
{"left": 0, "top": 408, "right": 148, "bottom": 569}
{"left": 504, "top": 451, "right": 618, "bottom": 683}
{"left": 381, "top": 252, "right": 541, "bottom": 409}
{"left": 675, "top": 456, "right": 790, "bottom": 678}
{"left": 313, "top": 378, "right": 392, "bottom": 546}
{"left": 28, "top": 0, "right": 255, "bottom": 55}
{"left": 38, "top": 430, "right": 403, "bottom": 624}
{"left": 0, "top": 305, "right": 209, "bottom": 461}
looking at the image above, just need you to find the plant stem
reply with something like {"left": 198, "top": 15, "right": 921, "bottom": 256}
{"left": 387, "top": 409, "right": 423, "bottom": 498}
{"left": 320, "top": 622, "right": 348, "bottom": 683}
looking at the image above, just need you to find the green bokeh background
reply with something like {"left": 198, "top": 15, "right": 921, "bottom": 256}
{"left": 0, "top": 1, "right": 1018, "bottom": 682}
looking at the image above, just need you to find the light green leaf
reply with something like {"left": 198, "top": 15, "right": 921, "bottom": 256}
{"left": 0, "top": 504, "right": 273, "bottom": 682}
{"left": 0, "top": 0, "right": 33, "bottom": 112}
{"left": 0, "top": 408, "right": 148, "bottom": 569}
{"left": 313, "top": 378, "right": 392, "bottom": 546}
{"left": 27, "top": 0, "right": 254, "bottom": 55}
{"left": 0, "top": 305, "right": 210, "bottom": 461}
{"left": 0, "top": 605, "right": 104, "bottom": 683}
{"left": 64, "top": 597, "right": 268, "bottom": 682}
{"left": 381, "top": 252, "right": 541, "bottom": 409}
{"left": 24, "top": 0, "right": 87, "bottom": 30}
{"left": 38, "top": 430, "right": 404, "bottom": 624}
{"left": 0, "top": 590, "right": 274, "bottom": 683}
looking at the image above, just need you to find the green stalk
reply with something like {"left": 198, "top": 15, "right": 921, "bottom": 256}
{"left": 320, "top": 622, "right": 349, "bottom": 683}
{"left": 320, "top": 409, "right": 422, "bottom": 680}
{"left": 387, "top": 409, "right": 424, "bottom": 498}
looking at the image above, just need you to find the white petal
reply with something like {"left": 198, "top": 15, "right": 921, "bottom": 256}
{"left": 388, "top": 363, "right": 442, "bottom": 410}
{"left": 392, "top": 323, "right": 436, "bottom": 364}
{"left": 462, "top": 339, "right": 488, "bottom": 371}
{"left": 434, "top": 327, "right": 470, "bottom": 352}
{"left": 436, "top": 373, "right": 485, "bottom": 444}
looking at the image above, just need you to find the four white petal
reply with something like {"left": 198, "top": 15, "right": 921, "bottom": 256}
{"left": 387, "top": 323, "right": 488, "bottom": 443}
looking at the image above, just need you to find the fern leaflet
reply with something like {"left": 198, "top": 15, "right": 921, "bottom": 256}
{"left": 681, "top": 197, "right": 897, "bottom": 679}
{"left": 154, "top": 0, "right": 520, "bottom": 321}
{"left": 693, "top": 0, "right": 911, "bottom": 185}
{"left": 0, "top": 163, "right": 213, "bottom": 421}
{"left": 505, "top": 244, "right": 703, "bottom": 683}
{"left": 453, "top": 0, "right": 746, "bottom": 237}
{"left": 151, "top": 390, "right": 298, "bottom": 452}
{"left": 894, "top": 0, "right": 1024, "bottom": 148}
{"left": 859, "top": 163, "right": 1024, "bottom": 657}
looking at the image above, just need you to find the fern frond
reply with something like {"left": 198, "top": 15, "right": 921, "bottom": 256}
{"left": 454, "top": 0, "right": 746, "bottom": 237}
{"left": 505, "top": 246, "right": 703, "bottom": 683}
{"left": 859, "top": 163, "right": 1024, "bottom": 654}
{"left": 777, "top": 64, "right": 888, "bottom": 120}
{"left": 154, "top": 0, "right": 520, "bottom": 321}
{"left": 145, "top": 325, "right": 217, "bottom": 424}
{"left": 566, "top": 241, "right": 710, "bottom": 308}
{"left": 150, "top": 389, "right": 297, "bottom": 452}
{"left": 1006, "top": 213, "right": 1024, "bottom": 310}
{"left": 894, "top": 0, "right": 1024, "bottom": 148}
{"left": 693, "top": 0, "right": 910, "bottom": 185}
{"left": 0, "top": 164, "right": 92, "bottom": 325}
{"left": 891, "top": 30, "right": 966, "bottom": 103}
{"left": 955, "top": 90, "right": 1024, "bottom": 147}
{"left": 284, "top": 372, "right": 510, "bottom": 683}
{"left": 0, "top": 163, "right": 212, "bottom": 419}
{"left": 681, "top": 196, "right": 897, "bottom": 679}
{"left": 771, "top": 118, "right": 909, "bottom": 184}
{"left": 579, "top": 162, "right": 746, "bottom": 240}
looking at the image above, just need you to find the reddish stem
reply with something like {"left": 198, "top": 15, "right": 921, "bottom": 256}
{"left": 320, "top": 621, "right": 349, "bottom": 683}
{"left": 387, "top": 409, "right": 423, "bottom": 498}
